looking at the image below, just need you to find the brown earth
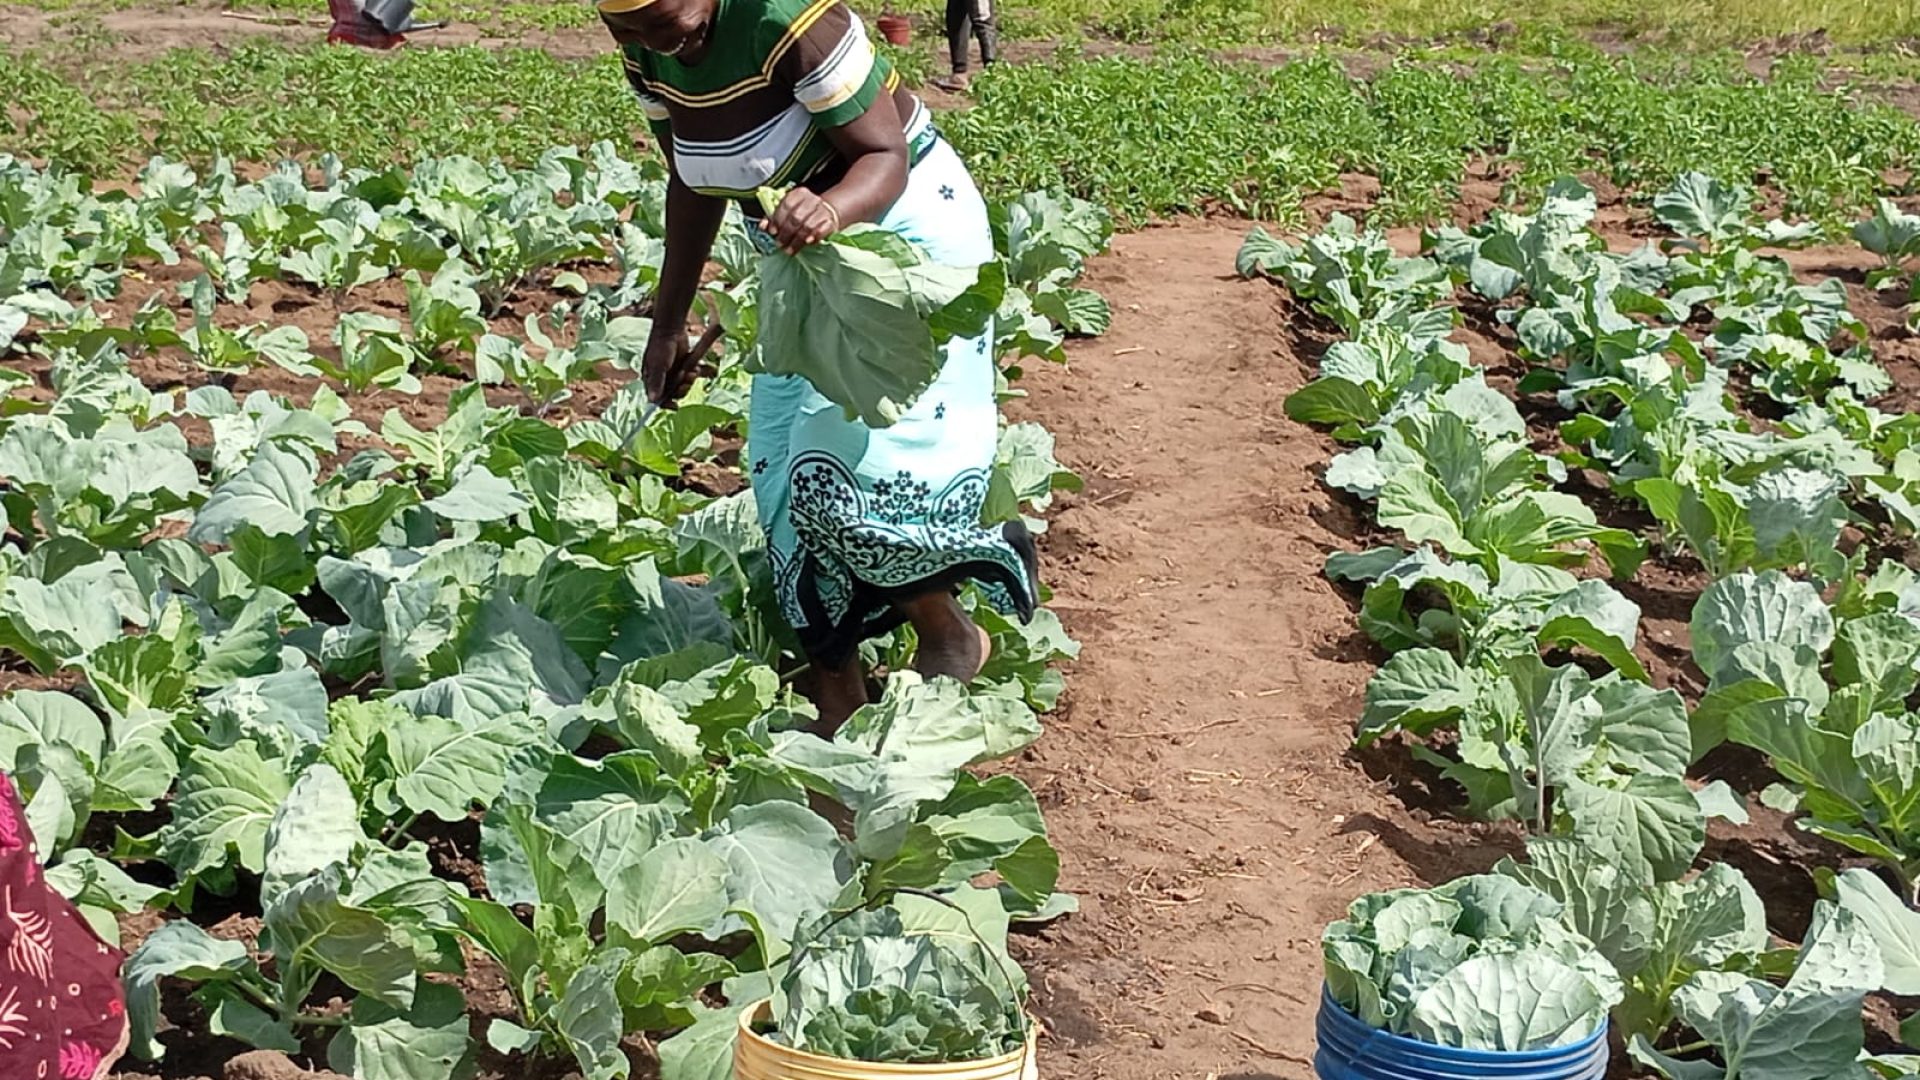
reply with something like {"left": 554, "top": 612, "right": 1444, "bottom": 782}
{"left": 1000, "top": 221, "right": 1515, "bottom": 1079}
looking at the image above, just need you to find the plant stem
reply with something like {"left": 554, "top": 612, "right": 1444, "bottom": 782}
{"left": 388, "top": 812, "right": 423, "bottom": 849}
{"left": 1662, "top": 1038, "right": 1711, "bottom": 1056}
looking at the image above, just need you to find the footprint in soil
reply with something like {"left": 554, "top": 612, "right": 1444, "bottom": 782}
{"left": 223, "top": 1050, "right": 348, "bottom": 1080}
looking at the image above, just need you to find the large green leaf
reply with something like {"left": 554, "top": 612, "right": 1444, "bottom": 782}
{"left": 189, "top": 442, "right": 316, "bottom": 543}
{"left": 1537, "top": 580, "right": 1646, "bottom": 681}
{"left": 1405, "top": 951, "right": 1610, "bottom": 1051}
{"left": 1592, "top": 677, "right": 1691, "bottom": 778}
{"left": 1560, "top": 773, "right": 1706, "bottom": 883}
{"left": 262, "top": 762, "right": 363, "bottom": 908}
{"left": 752, "top": 218, "right": 1000, "bottom": 428}
{"left": 1652, "top": 171, "right": 1749, "bottom": 243}
{"left": 421, "top": 464, "right": 531, "bottom": 524}
{"left": 553, "top": 948, "right": 632, "bottom": 1080}
{"left": 920, "top": 773, "right": 1058, "bottom": 907}
{"left": 1834, "top": 868, "right": 1920, "bottom": 995}
{"left": 1647, "top": 904, "right": 1881, "bottom": 1080}
{"left": 161, "top": 740, "right": 293, "bottom": 876}
{"left": 1378, "top": 469, "right": 1471, "bottom": 554}
{"left": 657, "top": 999, "right": 752, "bottom": 1080}
{"left": 606, "top": 836, "right": 730, "bottom": 947}
{"left": 1833, "top": 613, "right": 1920, "bottom": 711}
{"left": 125, "top": 920, "right": 253, "bottom": 1061}
{"left": 1690, "top": 571, "right": 1833, "bottom": 683}
{"left": 701, "top": 800, "right": 854, "bottom": 958}
{"left": 265, "top": 865, "right": 418, "bottom": 1011}
{"left": 528, "top": 751, "right": 686, "bottom": 890}
{"left": 328, "top": 981, "right": 476, "bottom": 1080}
{"left": 1357, "top": 648, "right": 1475, "bottom": 745}
{"left": 384, "top": 715, "right": 531, "bottom": 823}
{"left": 1496, "top": 837, "right": 1654, "bottom": 980}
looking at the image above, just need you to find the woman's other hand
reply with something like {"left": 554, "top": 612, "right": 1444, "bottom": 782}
{"left": 642, "top": 329, "right": 699, "bottom": 406}
{"left": 762, "top": 187, "right": 841, "bottom": 254}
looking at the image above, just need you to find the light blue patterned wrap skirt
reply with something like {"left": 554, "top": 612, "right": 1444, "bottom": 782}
{"left": 744, "top": 128, "right": 1037, "bottom": 667}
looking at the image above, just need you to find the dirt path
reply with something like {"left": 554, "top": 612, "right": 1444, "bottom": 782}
{"left": 1004, "top": 221, "right": 1511, "bottom": 1079}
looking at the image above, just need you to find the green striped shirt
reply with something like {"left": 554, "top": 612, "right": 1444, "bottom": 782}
{"left": 616, "top": 0, "right": 908, "bottom": 200}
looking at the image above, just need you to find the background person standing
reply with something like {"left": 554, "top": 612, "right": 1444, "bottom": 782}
{"left": 933, "top": 0, "right": 997, "bottom": 92}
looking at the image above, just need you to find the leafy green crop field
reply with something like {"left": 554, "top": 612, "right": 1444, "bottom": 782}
{"left": 6, "top": 40, "right": 1919, "bottom": 228}
{"left": 885, "top": 0, "right": 1920, "bottom": 46}
{"left": 10, "top": 0, "right": 1917, "bottom": 46}
{"left": 0, "top": 143, "right": 1106, "bottom": 1079}
{"left": 1249, "top": 170, "right": 1920, "bottom": 1075}
{"left": 9, "top": 7, "right": 1920, "bottom": 1078}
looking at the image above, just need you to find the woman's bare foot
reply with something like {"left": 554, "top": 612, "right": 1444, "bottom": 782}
{"left": 800, "top": 656, "right": 867, "bottom": 736}
{"left": 898, "top": 591, "right": 992, "bottom": 683}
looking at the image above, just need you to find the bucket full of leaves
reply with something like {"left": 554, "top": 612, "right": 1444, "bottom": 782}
{"left": 734, "top": 889, "right": 1037, "bottom": 1080}
{"left": 1317, "top": 876, "right": 1616, "bottom": 1080}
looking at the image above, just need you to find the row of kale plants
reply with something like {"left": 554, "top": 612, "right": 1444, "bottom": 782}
{"left": 1241, "top": 176, "right": 1920, "bottom": 1075}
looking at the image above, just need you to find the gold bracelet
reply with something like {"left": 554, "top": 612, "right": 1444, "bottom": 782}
{"left": 821, "top": 198, "right": 842, "bottom": 235}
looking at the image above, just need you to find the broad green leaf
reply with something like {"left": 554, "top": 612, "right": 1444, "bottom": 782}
{"left": 207, "top": 990, "right": 302, "bottom": 1053}
{"left": 1378, "top": 469, "right": 1470, "bottom": 554}
{"left": 125, "top": 920, "right": 252, "bottom": 1061}
{"left": 1496, "top": 836, "right": 1654, "bottom": 979}
{"left": 527, "top": 751, "right": 686, "bottom": 890}
{"left": 1358, "top": 648, "right": 1475, "bottom": 745}
{"left": 606, "top": 836, "right": 730, "bottom": 946}
{"left": 1690, "top": 571, "right": 1833, "bottom": 683}
{"left": 265, "top": 865, "right": 417, "bottom": 1011}
{"left": 752, "top": 217, "right": 1000, "bottom": 427}
{"left": 921, "top": 773, "right": 1057, "bottom": 906}
{"left": 421, "top": 465, "right": 531, "bottom": 524}
{"left": 262, "top": 763, "right": 363, "bottom": 908}
{"left": 658, "top": 1000, "right": 750, "bottom": 1080}
{"left": 1663, "top": 904, "right": 1880, "bottom": 1080}
{"left": 702, "top": 800, "right": 854, "bottom": 959}
{"left": 1833, "top": 613, "right": 1920, "bottom": 709}
{"left": 328, "top": 981, "right": 476, "bottom": 1080}
{"left": 189, "top": 442, "right": 317, "bottom": 543}
{"left": 1593, "top": 677, "right": 1691, "bottom": 778}
{"left": 161, "top": 740, "right": 293, "bottom": 876}
{"left": 1654, "top": 172, "right": 1749, "bottom": 243}
{"left": 1835, "top": 867, "right": 1920, "bottom": 995}
{"left": 1405, "top": 951, "right": 1611, "bottom": 1050}
{"left": 1538, "top": 581, "right": 1646, "bottom": 680}
{"left": 201, "top": 668, "right": 331, "bottom": 754}
{"left": 450, "top": 895, "right": 539, "bottom": 990}
{"left": 554, "top": 948, "right": 632, "bottom": 1080}
{"left": 384, "top": 715, "right": 530, "bottom": 823}
{"left": 1561, "top": 773, "right": 1706, "bottom": 883}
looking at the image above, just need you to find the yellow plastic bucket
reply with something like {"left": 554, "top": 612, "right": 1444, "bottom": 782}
{"left": 732, "top": 1000, "right": 1039, "bottom": 1080}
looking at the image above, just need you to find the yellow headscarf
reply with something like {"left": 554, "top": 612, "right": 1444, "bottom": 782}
{"left": 598, "top": 0, "right": 657, "bottom": 14}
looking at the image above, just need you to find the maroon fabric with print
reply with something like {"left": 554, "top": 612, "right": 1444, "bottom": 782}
{"left": 0, "top": 772, "right": 128, "bottom": 1080}
{"left": 326, "top": 0, "right": 407, "bottom": 48}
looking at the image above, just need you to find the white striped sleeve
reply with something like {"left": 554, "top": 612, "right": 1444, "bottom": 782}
{"left": 777, "top": 4, "right": 886, "bottom": 127}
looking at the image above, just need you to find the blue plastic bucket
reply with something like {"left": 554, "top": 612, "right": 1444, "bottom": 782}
{"left": 1314, "top": 986, "right": 1610, "bottom": 1080}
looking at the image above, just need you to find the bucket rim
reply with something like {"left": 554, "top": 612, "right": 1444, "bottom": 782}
{"left": 735, "top": 999, "right": 1038, "bottom": 1075}
{"left": 1317, "top": 985, "right": 1610, "bottom": 1062}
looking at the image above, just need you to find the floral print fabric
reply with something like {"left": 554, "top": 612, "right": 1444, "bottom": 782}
{"left": 0, "top": 772, "right": 127, "bottom": 1080}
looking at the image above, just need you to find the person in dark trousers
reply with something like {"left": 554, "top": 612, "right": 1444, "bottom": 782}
{"left": 933, "top": 0, "right": 996, "bottom": 92}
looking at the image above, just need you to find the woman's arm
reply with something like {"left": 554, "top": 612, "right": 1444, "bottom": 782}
{"left": 762, "top": 90, "right": 910, "bottom": 254}
{"left": 644, "top": 165, "right": 728, "bottom": 403}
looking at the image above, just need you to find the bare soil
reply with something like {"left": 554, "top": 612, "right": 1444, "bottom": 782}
{"left": 1000, "top": 221, "right": 1516, "bottom": 1078}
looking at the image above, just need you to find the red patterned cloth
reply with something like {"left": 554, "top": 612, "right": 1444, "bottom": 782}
{"left": 326, "top": 0, "right": 407, "bottom": 48}
{"left": 0, "top": 773, "right": 126, "bottom": 1080}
